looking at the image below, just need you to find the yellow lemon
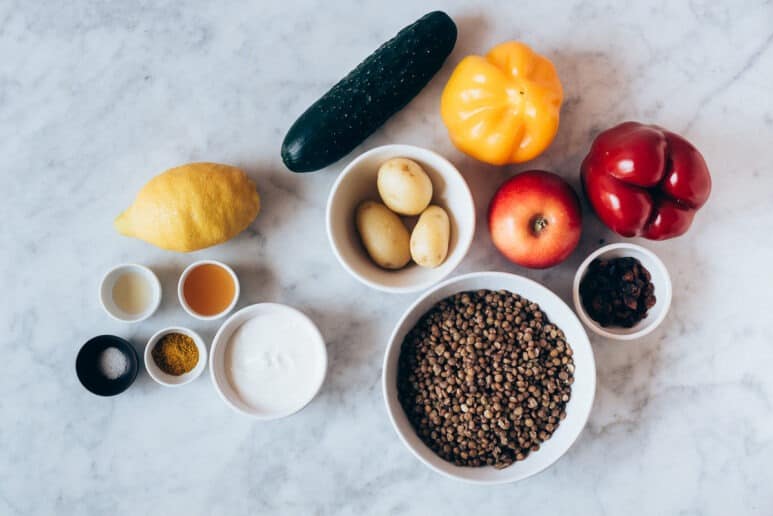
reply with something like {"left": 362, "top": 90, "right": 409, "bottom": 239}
{"left": 115, "top": 162, "right": 260, "bottom": 252}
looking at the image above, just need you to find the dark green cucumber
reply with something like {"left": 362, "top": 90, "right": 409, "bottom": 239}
{"left": 281, "top": 11, "right": 457, "bottom": 172}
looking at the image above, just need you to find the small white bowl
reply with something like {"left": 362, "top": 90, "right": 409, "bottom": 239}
{"left": 210, "top": 303, "right": 327, "bottom": 420}
{"left": 99, "top": 263, "right": 161, "bottom": 323}
{"left": 178, "top": 260, "right": 240, "bottom": 321}
{"left": 572, "top": 243, "right": 672, "bottom": 340}
{"left": 383, "top": 271, "right": 596, "bottom": 484}
{"left": 326, "top": 144, "right": 476, "bottom": 294}
{"left": 144, "top": 327, "right": 207, "bottom": 386}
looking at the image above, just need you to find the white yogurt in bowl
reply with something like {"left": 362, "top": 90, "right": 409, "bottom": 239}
{"left": 210, "top": 303, "right": 327, "bottom": 419}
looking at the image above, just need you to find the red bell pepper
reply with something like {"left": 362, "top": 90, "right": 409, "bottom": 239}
{"left": 581, "top": 121, "right": 711, "bottom": 240}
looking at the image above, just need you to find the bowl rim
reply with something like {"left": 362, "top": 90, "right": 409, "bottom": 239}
{"left": 572, "top": 242, "right": 672, "bottom": 340}
{"left": 382, "top": 270, "right": 597, "bottom": 484}
{"left": 99, "top": 263, "right": 162, "bottom": 323}
{"left": 177, "top": 259, "right": 240, "bottom": 321}
{"left": 325, "top": 143, "right": 476, "bottom": 294}
{"left": 144, "top": 326, "right": 208, "bottom": 387}
{"left": 209, "top": 303, "right": 328, "bottom": 420}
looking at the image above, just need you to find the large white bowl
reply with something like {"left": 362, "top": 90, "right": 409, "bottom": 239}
{"left": 210, "top": 303, "right": 327, "bottom": 420}
{"left": 382, "top": 271, "right": 596, "bottom": 484}
{"left": 326, "top": 144, "right": 475, "bottom": 294}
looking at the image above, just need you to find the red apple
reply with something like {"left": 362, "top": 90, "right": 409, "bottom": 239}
{"left": 488, "top": 170, "right": 582, "bottom": 269}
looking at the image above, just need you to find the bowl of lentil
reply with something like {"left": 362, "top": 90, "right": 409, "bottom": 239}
{"left": 572, "top": 243, "right": 672, "bottom": 340}
{"left": 144, "top": 327, "right": 207, "bottom": 387}
{"left": 382, "top": 271, "right": 596, "bottom": 483}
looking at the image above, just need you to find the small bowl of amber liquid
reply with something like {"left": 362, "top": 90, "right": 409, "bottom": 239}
{"left": 145, "top": 327, "right": 207, "bottom": 387}
{"left": 178, "top": 260, "right": 240, "bottom": 320}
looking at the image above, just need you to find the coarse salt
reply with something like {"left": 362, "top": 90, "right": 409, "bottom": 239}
{"left": 99, "top": 347, "right": 128, "bottom": 380}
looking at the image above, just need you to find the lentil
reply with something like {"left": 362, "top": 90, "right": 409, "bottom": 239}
{"left": 397, "top": 289, "right": 574, "bottom": 469}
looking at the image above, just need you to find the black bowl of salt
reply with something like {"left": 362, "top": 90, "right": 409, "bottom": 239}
{"left": 76, "top": 335, "right": 139, "bottom": 396}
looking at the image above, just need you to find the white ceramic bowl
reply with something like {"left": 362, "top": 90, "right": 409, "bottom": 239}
{"left": 383, "top": 271, "right": 596, "bottom": 484}
{"left": 210, "top": 303, "right": 327, "bottom": 420}
{"left": 326, "top": 144, "right": 475, "bottom": 294}
{"left": 99, "top": 263, "right": 161, "bottom": 323}
{"left": 178, "top": 260, "right": 240, "bottom": 321}
{"left": 573, "top": 243, "right": 672, "bottom": 340}
{"left": 144, "top": 327, "right": 207, "bottom": 387}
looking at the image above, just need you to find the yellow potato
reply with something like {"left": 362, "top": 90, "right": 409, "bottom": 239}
{"left": 410, "top": 205, "right": 450, "bottom": 268}
{"left": 355, "top": 201, "right": 411, "bottom": 269}
{"left": 377, "top": 158, "right": 433, "bottom": 215}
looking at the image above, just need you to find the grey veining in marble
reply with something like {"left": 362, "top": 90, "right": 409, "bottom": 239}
{"left": 2, "top": 1, "right": 772, "bottom": 514}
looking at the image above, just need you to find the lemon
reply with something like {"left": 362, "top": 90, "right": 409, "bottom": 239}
{"left": 115, "top": 162, "right": 260, "bottom": 252}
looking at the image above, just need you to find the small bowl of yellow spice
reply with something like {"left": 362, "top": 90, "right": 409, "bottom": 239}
{"left": 144, "top": 327, "right": 207, "bottom": 387}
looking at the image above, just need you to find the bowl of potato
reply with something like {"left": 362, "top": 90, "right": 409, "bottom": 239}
{"left": 326, "top": 144, "right": 475, "bottom": 293}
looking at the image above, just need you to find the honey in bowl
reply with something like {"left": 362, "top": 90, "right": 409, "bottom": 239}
{"left": 182, "top": 263, "right": 236, "bottom": 317}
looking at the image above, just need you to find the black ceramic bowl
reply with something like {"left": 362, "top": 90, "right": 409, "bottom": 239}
{"left": 76, "top": 335, "right": 139, "bottom": 396}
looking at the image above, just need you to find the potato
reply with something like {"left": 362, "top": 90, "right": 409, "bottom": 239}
{"left": 377, "top": 158, "right": 433, "bottom": 215}
{"left": 410, "top": 205, "right": 450, "bottom": 268}
{"left": 355, "top": 201, "right": 411, "bottom": 269}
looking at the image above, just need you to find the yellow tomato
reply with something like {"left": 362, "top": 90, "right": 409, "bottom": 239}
{"left": 440, "top": 41, "right": 564, "bottom": 165}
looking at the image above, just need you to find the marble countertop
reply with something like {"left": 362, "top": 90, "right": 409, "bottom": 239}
{"left": 2, "top": 1, "right": 772, "bottom": 514}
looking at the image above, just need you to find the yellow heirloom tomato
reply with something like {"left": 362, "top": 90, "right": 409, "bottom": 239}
{"left": 440, "top": 41, "right": 563, "bottom": 165}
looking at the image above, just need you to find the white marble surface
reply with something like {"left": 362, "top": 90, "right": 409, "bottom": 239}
{"left": 2, "top": 1, "right": 772, "bottom": 514}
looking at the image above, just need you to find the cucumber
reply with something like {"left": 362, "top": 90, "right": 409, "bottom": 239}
{"left": 281, "top": 11, "right": 457, "bottom": 173}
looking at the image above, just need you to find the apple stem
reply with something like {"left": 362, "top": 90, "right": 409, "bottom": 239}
{"left": 532, "top": 215, "right": 548, "bottom": 235}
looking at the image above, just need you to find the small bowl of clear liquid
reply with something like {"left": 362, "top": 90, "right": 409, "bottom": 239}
{"left": 99, "top": 263, "right": 162, "bottom": 323}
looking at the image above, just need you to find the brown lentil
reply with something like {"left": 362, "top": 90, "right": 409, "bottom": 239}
{"left": 397, "top": 289, "right": 574, "bottom": 469}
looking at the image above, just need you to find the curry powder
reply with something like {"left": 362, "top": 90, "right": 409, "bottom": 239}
{"left": 152, "top": 333, "right": 199, "bottom": 376}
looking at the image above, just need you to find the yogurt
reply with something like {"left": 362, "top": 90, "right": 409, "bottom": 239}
{"left": 224, "top": 306, "right": 326, "bottom": 416}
